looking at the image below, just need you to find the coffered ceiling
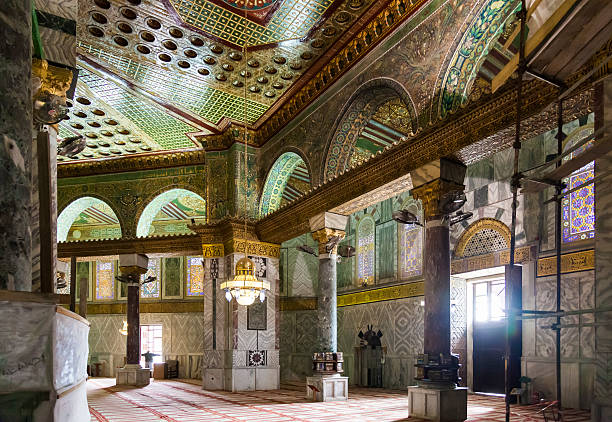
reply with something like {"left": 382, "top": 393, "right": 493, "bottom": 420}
{"left": 58, "top": 0, "right": 389, "bottom": 162}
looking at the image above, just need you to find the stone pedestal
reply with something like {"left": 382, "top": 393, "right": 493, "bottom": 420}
{"left": 306, "top": 374, "right": 348, "bottom": 402}
{"left": 407, "top": 386, "right": 467, "bottom": 422}
{"left": 116, "top": 364, "right": 151, "bottom": 387}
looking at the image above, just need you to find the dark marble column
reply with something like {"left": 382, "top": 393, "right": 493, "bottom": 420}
{"left": 126, "top": 283, "right": 140, "bottom": 365}
{"left": 423, "top": 219, "right": 451, "bottom": 356}
{"left": 0, "top": 0, "right": 32, "bottom": 291}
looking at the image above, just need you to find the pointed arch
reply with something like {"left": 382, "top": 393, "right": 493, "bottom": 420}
{"left": 323, "top": 78, "right": 417, "bottom": 182}
{"left": 259, "top": 152, "right": 311, "bottom": 217}
{"left": 57, "top": 196, "right": 122, "bottom": 242}
{"left": 136, "top": 188, "right": 206, "bottom": 237}
{"left": 454, "top": 218, "right": 511, "bottom": 258}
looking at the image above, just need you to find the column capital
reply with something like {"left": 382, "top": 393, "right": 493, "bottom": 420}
{"left": 410, "top": 178, "right": 465, "bottom": 220}
{"left": 311, "top": 228, "right": 346, "bottom": 255}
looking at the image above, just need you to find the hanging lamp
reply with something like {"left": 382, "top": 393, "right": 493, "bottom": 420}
{"left": 220, "top": 22, "right": 269, "bottom": 307}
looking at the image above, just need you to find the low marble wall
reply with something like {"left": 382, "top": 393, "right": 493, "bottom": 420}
{"left": 280, "top": 296, "right": 424, "bottom": 389}
{"left": 88, "top": 312, "right": 204, "bottom": 379}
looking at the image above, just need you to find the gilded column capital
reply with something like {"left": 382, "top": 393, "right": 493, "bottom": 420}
{"left": 410, "top": 179, "right": 465, "bottom": 221}
{"left": 311, "top": 228, "right": 346, "bottom": 255}
{"left": 32, "top": 58, "right": 73, "bottom": 99}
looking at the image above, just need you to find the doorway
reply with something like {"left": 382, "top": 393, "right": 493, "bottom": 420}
{"left": 140, "top": 324, "right": 163, "bottom": 368}
{"left": 472, "top": 278, "right": 506, "bottom": 394}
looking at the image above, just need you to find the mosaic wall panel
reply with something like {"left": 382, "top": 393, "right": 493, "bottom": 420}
{"left": 259, "top": 152, "right": 306, "bottom": 216}
{"left": 186, "top": 256, "right": 205, "bottom": 296}
{"left": 88, "top": 312, "right": 204, "bottom": 378}
{"left": 95, "top": 260, "right": 116, "bottom": 300}
{"left": 141, "top": 258, "right": 161, "bottom": 298}
{"left": 356, "top": 216, "right": 375, "bottom": 285}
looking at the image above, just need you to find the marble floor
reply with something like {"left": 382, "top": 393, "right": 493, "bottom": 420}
{"left": 87, "top": 378, "right": 590, "bottom": 422}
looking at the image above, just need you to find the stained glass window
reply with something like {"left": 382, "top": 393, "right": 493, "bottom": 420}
{"left": 95, "top": 260, "right": 115, "bottom": 300}
{"left": 400, "top": 224, "right": 423, "bottom": 278}
{"left": 357, "top": 216, "right": 375, "bottom": 285}
{"left": 186, "top": 256, "right": 205, "bottom": 296}
{"left": 141, "top": 258, "right": 161, "bottom": 298}
{"left": 562, "top": 135, "right": 595, "bottom": 243}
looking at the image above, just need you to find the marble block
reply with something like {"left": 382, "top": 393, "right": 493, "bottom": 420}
{"left": 407, "top": 386, "right": 467, "bottom": 422}
{"left": 116, "top": 365, "right": 150, "bottom": 387}
{"left": 306, "top": 374, "right": 348, "bottom": 402}
{"left": 591, "top": 398, "right": 612, "bottom": 422}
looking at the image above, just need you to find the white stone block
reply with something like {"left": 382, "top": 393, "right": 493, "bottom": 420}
{"left": 203, "top": 368, "right": 224, "bottom": 390}
{"left": 255, "top": 367, "right": 280, "bottom": 390}
{"left": 407, "top": 386, "right": 467, "bottom": 422}
{"left": 306, "top": 374, "right": 348, "bottom": 402}
{"left": 116, "top": 365, "right": 150, "bottom": 387}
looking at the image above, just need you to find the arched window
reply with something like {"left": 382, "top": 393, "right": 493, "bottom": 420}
{"left": 398, "top": 200, "right": 424, "bottom": 278}
{"left": 57, "top": 196, "right": 121, "bottom": 242}
{"left": 562, "top": 123, "right": 595, "bottom": 243}
{"left": 356, "top": 216, "right": 375, "bottom": 285}
{"left": 136, "top": 189, "right": 206, "bottom": 237}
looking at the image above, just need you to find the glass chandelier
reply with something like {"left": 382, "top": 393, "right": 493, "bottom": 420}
{"left": 221, "top": 28, "right": 270, "bottom": 307}
{"left": 221, "top": 257, "right": 270, "bottom": 306}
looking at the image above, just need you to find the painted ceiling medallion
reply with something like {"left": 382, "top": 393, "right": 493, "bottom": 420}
{"left": 222, "top": 0, "right": 278, "bottom": 10}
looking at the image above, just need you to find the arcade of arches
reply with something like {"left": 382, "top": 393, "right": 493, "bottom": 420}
{"left": 1, "top": 0, "right": 612, "bottom": 421}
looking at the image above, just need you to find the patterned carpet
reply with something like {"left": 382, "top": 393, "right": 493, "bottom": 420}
{"left": 87, "top": 378, "right": 591, "bottom": 422}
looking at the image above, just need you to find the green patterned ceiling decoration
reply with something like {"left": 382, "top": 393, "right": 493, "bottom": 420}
{"left": 169, "top": 0, "right": 333, "bottom": 47}
{"left": 79, "top": 42, "right": 268, "bottom": 125}
{"left": 74, "top": 64, "right": 198, "bottom": 150}
{"left": 58, "top": 77, "right": 164, "bottom": 161}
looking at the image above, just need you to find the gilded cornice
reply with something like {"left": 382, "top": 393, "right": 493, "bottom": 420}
{"left": 253, "top": 0, "right": 429, "bottom": 142}
{"left": 537, "top": 249, "right": 594, "bottom": 277}
{"left": 191, "top": 218, "right": 280, "bottom": 258}
{"left": 451, "top": 245, "right": 536, "bottom": 275}
{"left": 58, "top": 149, "right": 206, "bottom": 178}
{"left": 280, "top": 297, "right": 318, "bottom": 311}
{"left": 337, "top": 281, "right": 424, "bottom": 307}
{"left": 57, "top": 233, "right": 202, "bottom": 258}
{"left": 255, "top": 47, "right": 609, "bottom": 244}
{"left": 68, "top": 301, "right": 204, "bottom": 315}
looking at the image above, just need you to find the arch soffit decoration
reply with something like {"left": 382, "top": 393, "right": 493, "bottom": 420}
{"left": 432, "top": 0, "right": 519, "bottom": 121}
{"left": 454, "top": 218, "right": 511, "bottom": 258}
{"left": 323, "top": 78, "right": 418, "bottom": 183}
{"left": 57, "top": 196, "right": 123, "bottom": 242}
{"left": 135, "top": 188, "right": 207, "bottom": 238}
{"left": 259, "top": 151, "right": 310, "bottom": 217}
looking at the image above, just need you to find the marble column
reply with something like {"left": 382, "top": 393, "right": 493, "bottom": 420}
{"left": 408, "top": 160, "right": 467, "bottom": 422}
{"left": 309, "top": 212, "right": 348, "bottom": 353}
{"left": 0, "top": 0, "right": 33, "bottom": 291}
{"left": 593, "top": 75, "right": 612, "bottom": 418}
{"left": 116, "top": 254, "right": 150, "bottom": 387}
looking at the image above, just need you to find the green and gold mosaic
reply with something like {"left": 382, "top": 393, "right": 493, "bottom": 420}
{"left": 79, "top": 42, "right": 269, "bottom": 125}
{"left": 169, "top": 0, "right": 334, "bottom": 47}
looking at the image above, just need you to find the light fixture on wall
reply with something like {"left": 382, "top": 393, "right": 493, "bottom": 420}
{"left": 221, "top": 19, "right": 270, "bottom": 307}
{"left": 392, "top": 209, "right": 422, "bottom": 225}
{"left": 119, "top": 320, "right": 128, "bottom": 336}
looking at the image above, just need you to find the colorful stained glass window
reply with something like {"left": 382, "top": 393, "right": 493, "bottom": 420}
{"left": 562, "top": 137, "right": 595, "bottom": 243}
{"left": 400, "top": 224, "right": 423, "bottom": 278}
{"left": 186, "top": 256, "right": 205, "bottom": 296}
{"left": 357, "top": 216, "right": 375, "bottom": 285}
{"left": 141, "top": 258, "right": 161, "bottom": 298}
{"left": 95, "top": 260, "right": 115, "bottom": 300}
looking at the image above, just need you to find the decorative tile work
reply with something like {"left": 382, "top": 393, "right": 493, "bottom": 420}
{"left": 186, "top": 256, "right": 205, "bottom": 296}
{"left": 436, "top": 0, "right": 518, "bottom": 118}
{"left": 259, "top": 152, "right": 306, "bottom": 216}
{"left": 95, "top": 260, "right": 115, "bottom": 301}
{"left": 141, "top": 258, "right": 161, "bottom": 298}
{"left": 168, "top": 0, "right": 334, "bottom": 48}
{"left": 79, "top": 43, "right": 269, "bottom": 125}
{"left": 75, "top": 64, "right": 197, "bottom": 150}
{"left": 356, "top": 215, "right": 375, "bottom": 285}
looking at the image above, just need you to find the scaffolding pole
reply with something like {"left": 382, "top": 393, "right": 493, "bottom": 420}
{"left": 506, "top": 2, "right": 527, "bottom": 421}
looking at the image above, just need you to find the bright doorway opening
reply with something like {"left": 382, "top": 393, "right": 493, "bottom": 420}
{"left": 140, "top": 324, "right": 163, "bottom": 368}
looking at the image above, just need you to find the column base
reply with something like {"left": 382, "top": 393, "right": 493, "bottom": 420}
{"left": 407, "top": 385, "right": 467, "bottom": 422}
{"left": 591, "top": 398, "right": 612, "bottom": 422}
{"left": 306, "top": 374, "right": 348, "bottom": 402}
{"left": 116, "top": 364, "right": 151, "bottom": 387}
{"left": 203, "top": 367, "right": 280, "bottom": 391}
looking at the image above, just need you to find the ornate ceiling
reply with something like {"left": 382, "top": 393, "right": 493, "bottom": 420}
{"left": 58, "top": 0, "right": 390, "bottom": 162}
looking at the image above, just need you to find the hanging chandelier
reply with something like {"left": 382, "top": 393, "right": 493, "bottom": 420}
{"left": 221, "top": 18, "right": 270, "bottom": 307}
{"left": 221, "top": 257, "right": 270, "bottom": 306}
